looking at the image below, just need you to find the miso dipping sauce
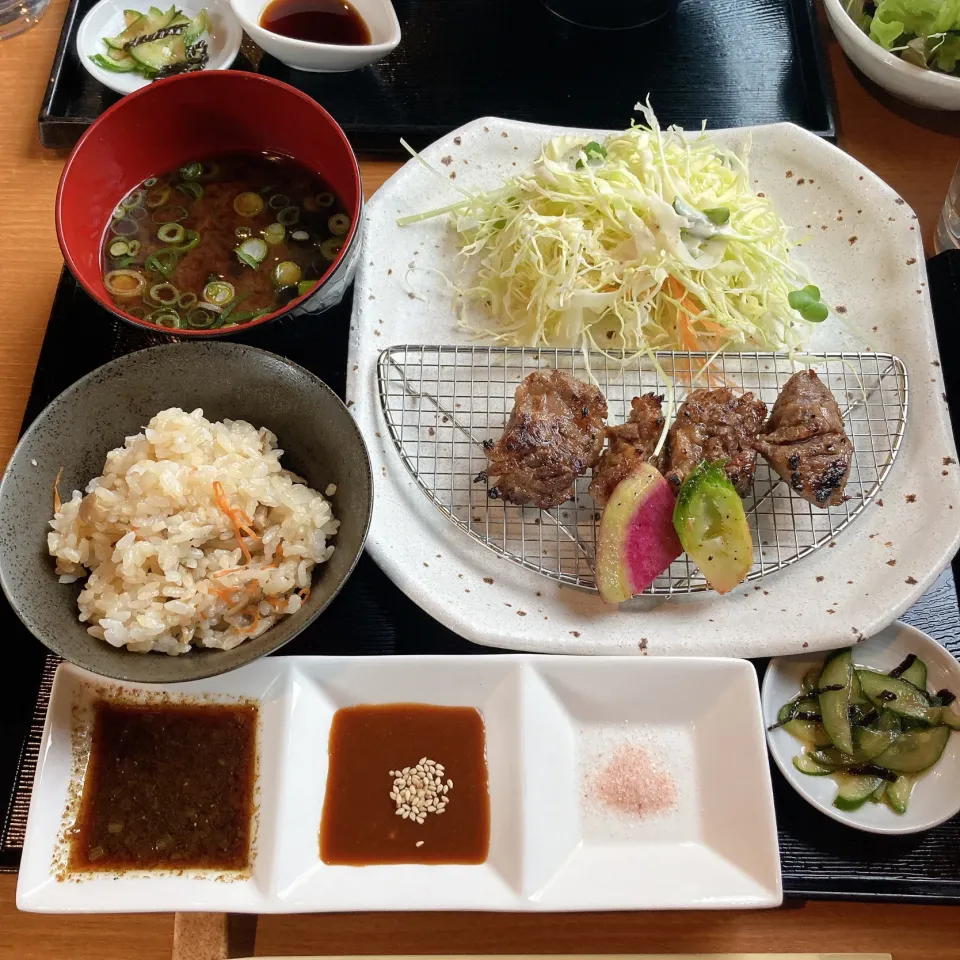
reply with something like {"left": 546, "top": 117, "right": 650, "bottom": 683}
{"left": 319, "top": 703, "right": 490, "bottom": 865}
{"left": 69, "top": 700, "right": 258, "bottom": 872}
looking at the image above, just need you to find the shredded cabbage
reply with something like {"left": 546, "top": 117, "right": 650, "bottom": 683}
{"left": 399, "top": 102, "right": 826, "bottom": 358}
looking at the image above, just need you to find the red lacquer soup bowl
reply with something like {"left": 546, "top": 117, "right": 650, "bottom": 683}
{"left": 56, "top": 71, "right": 362, "bottom": 336}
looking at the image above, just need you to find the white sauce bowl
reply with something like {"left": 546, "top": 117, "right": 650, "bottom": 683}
{"left": 230, "top": 0, "right": 400, "bottom": 72}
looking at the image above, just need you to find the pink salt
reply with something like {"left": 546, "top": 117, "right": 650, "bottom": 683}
{"left": 588, "top": 743, "right": 677, "bottom": 819}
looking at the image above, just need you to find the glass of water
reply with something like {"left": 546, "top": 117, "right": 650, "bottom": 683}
{"left": 935, "top": 159, "right": 960, "bottom": 254}
{"left": 0, "top": 0, "right": 49, "bottom": 39}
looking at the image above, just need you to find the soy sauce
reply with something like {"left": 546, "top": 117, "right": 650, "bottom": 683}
{"left": 259, "top": 0, "right": 371, "bottom": 44}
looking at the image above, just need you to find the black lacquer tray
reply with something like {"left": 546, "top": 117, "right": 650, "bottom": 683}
{"left": 2, "top": 251, "right": 960, "bottom": 901}
{"left": 39, "top": 0, "right": 835, "bottom": 152}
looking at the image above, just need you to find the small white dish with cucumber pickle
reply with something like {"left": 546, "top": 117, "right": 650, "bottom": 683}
{"left": 763, "top": 622, "right": 960, "bottom": 835}
{"left": 76, "top": 0, "right": 242, "bottom": 96}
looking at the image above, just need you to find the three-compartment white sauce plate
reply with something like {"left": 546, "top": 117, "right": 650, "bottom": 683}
{"left": 18, "top": 656, "right": 781, "bottom": 913}
{"left": 346, "top": 116, "right": 960, "bottom": 658}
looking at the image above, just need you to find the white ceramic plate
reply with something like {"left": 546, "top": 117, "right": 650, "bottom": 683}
{"left": 76, "top": 0, "right": 242, "bottom": 96}
{"left": 18, "top": 656, "right": 781, "bottom": 913}
{"left": 763, "top": 623, "right": 960, "bottom": 834}
{"left": 346, "top": 115, "right": 960, "bottom": 657}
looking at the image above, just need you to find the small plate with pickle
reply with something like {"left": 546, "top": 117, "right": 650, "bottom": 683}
{"left": 762, "top": 622, "right": 960, "bottom": 835}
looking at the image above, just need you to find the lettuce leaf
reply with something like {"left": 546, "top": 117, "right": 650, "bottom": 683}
{"left": 934, "top": 33, "right": 960, "bottom": 72}
{"left": 869, "top": 14, "right": 905, "bottom": 49}
{"left": 873, "top": 0, "right": 960, "bottom": 37}
{"left": 858, "top": 0, "right": 960, "bottom": 72}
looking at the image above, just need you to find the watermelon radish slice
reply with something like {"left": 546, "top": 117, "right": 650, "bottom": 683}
{"left": 595, "top": 463, "right": 683, "bottom": 603}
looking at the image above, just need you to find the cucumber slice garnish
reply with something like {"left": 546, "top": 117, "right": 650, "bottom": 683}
{"left": 856, "top": 669, "right": 939, "bottom": 724}
{"left": 941, "top": 707, "right": 960, "bottom": 731}
{"left": 807, "top": 725, "right": 898, "bottom": 769}
{"left": 885, "top": 774, "right": 916, "bottom": 814}
{"left": 897, "top": 657, "right": 928, "bottom": 690}
{"left": 833, "top": 772, "right": 886, "bottom": 811}
{"left": 90, "top": 53, "right": 138, "bottom": 72}
{"left": 126, "top": 31, "right": 190, "bottom": 71}
{"left": 872, "top": 725, "right": 950, "bottom": 774}
{"left": 819, "top": 648, "right": 854, "bottom": 754}
{"left": 793, "top": 753, "right": 832, "bottom": 776}
{"left": 868, "top": 782, "right": 888, "bottom": 804}
{"left": 777, "top": 697, "right": 833, "bottom": 747}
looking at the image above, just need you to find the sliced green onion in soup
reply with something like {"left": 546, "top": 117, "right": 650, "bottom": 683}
{"left": 328, "top": 213, "right": 350, "bottom": 236}
{"left": 175, "top": 181, "right": 204, "bottom": 201}
{"left": 317, "top": 192, "right": 334, "bottom": 208}
{"left": 152, "top": 205, "right": 189, "bottom": 224}
{"left": 290, "top": 229, "right": 310, "bottom": 243}
{"left": 320, "top": 236, "right": 345, "bottom": 260}
{"left": 144, "top": 248, "right": 183, "bottom": 279}
{"left": 143, "top": 177, "right": 158, "bottom": 188}
{"left": 157, "top": 222, "right": 186, "bottom": 245}
{"left": 179, "top": 162, "right": 203, "bottom": 180}
{"left": 235, "top": 237, "right": 267, "bottom": 269}
{"left": 263, "top": 222, "right": 285, "bottom": 245}
{"left": 297, "top": 279, "right": 318, "bottom": 296}
{"left": 178, "top": 291, "right": 198, "bottom": 309}
{"left": 272, "top": 261, "right": 302, "bottom": 287}
{"left": 277, "top": 205, "right": 300, "bottom": 226}
{"left": 103, "top": 269, "right": 146, "bottom": 299}
{"left": 185, "top": 305, "right": 222, "bottom": 329}
{"left": 235, "top": 226, "right": 253, "bottom": 240}
{"left": 126, "top": 239, "right": 141, "bottom": 257}
{"left": 127, "top": 205, "right": 148, "bottom": 221}
{"left": 267, "top": 193, "right": 290, "bottom": 210}
{"left": 149, "top": 282, "right": 179, "bottom": 306}
{"left": 108, "top": 239, "right": 130, "bottom": 258}
{"left": 234, "top": 192, "right": 265, "bottom": 217}
{"left": 110, "top": 217, "right": 139, "bottom": 238}
{"left": 146, "top": 186, "right": 171, "bottom": 209}
{"left": 148, "top": 307, "right": 182, "bottom": 328}
{"left": 203, "top": 280, "right": 236, "bottom": 305}
{"left": 176, "top": 229, "right": 200, "bottom": 253}
{"left": 125, "top": 305, "right": 147, "bottom": 319}
{"left": 122, "top": 189, "right": 145, "bottom": 210}
{"left": 111, "top": 204, "right": 126, "bottom": 220}
{"left": 198, "top": 162, "right": 220, "bottom": 180}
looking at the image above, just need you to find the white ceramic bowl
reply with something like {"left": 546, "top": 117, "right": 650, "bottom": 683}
{"left": 763, "top": 622, "right": 960, "bottom": 835}
{"left": 77, "top": 0, "right": 242, "bottom": 96}
{"left": 230, "top": 0, "right": 400, "bottom": 72}
{"left": 824, "top": 0, "right": 960, "bottom": 110}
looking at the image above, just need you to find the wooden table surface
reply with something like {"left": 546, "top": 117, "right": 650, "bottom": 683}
{"left": 1, "top": 1, "right": 960, "bottom": 957}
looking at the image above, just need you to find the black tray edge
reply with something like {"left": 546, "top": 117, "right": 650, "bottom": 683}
{"left": 38, "top": 0, "right": 837, "bottom": 152}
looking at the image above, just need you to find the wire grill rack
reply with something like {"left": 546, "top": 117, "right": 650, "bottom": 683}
{"left": 376, "top": 347, "right": 908, "bottom": 594}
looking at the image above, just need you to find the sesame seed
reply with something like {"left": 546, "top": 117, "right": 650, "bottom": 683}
{"left": 416, "top": 840, "right": 424, "bottom": 848}
{"left": 389, "top": 756, "right": 452, "bottom": 823}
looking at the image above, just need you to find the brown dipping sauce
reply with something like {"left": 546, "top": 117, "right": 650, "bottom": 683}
{"left": 259, "top": 0, "right": 371, "bottom": 44}
{"left": 69, "top": 701, "right": 258, "bottom": 872}
{"left": 320, "top": 704, "right": 490, "bottom": 865}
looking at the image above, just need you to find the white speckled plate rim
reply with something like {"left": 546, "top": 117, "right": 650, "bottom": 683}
{"left": 346, "top": 115, "right": 960, "bottom": 657}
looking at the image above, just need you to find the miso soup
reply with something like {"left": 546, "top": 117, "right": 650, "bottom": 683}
{"left": 101, "top": 152, "right": 352, "bottom": 330}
